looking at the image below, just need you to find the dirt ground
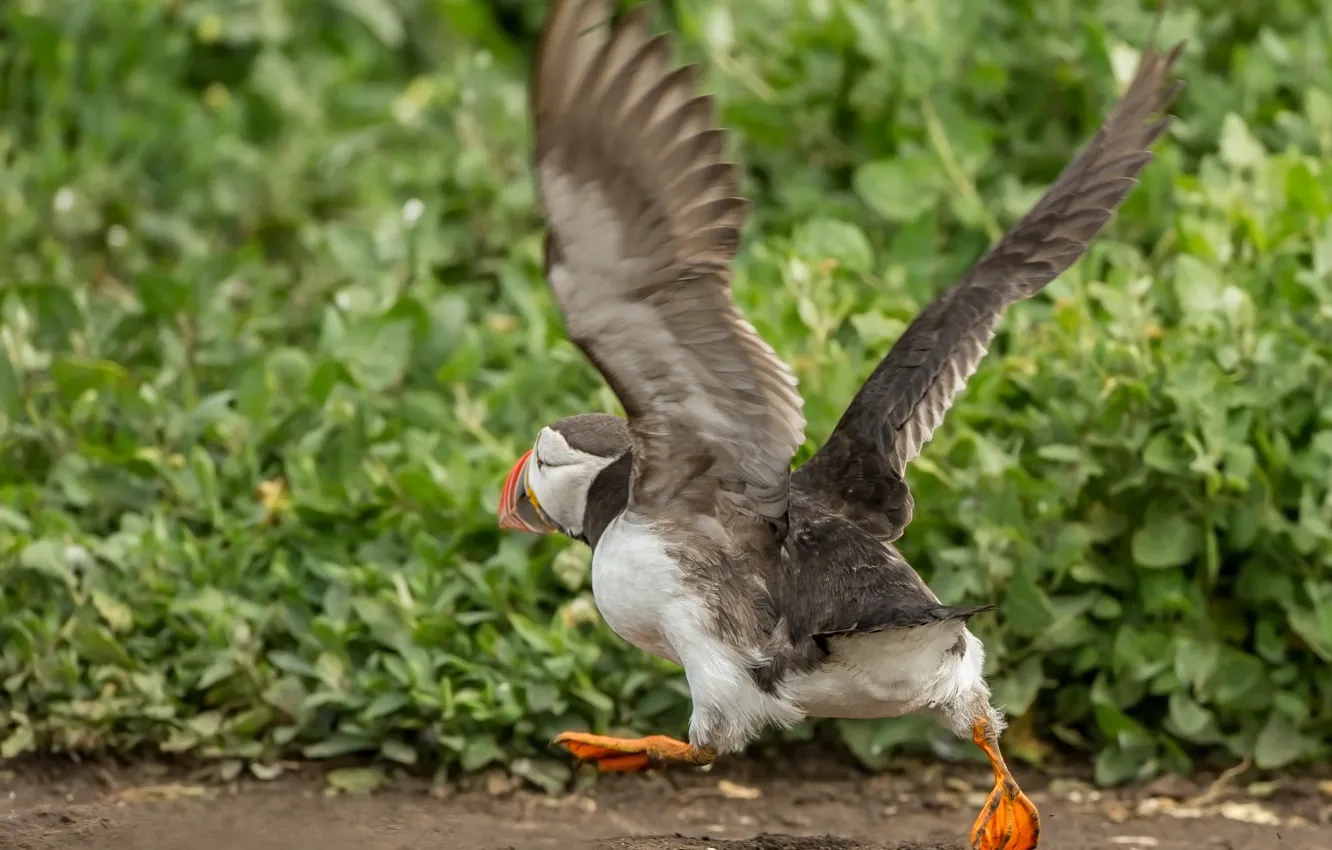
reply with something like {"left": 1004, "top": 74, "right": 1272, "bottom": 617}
{"left": 1, "top": 751, "right": 1328, "bottom": 850}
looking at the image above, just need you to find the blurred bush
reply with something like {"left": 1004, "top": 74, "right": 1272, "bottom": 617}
{"left": 0, "top": 0, "right": 1329, "bottom": 788}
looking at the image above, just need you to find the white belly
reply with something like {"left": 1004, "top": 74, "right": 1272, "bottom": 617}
{"left": 590, "top": 512, "right": 684, "bottom": 665}
{"left": 787, "top": 620, "right": 988, "bottom": 723}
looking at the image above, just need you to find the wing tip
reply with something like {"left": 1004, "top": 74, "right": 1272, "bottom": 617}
{"left": 531, "top": 0, "right": 614, "bottom": 127}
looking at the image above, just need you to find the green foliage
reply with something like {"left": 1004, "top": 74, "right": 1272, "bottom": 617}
{"left": 2, "top": 0, "right": 1330, "bottom": 787}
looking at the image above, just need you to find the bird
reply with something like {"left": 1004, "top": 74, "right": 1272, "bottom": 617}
{"left": 496, "top": 3, "right": 1183, "bottom": 849}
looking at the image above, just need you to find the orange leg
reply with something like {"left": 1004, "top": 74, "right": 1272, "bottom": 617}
{"left": 553, "top": 732, "right": 717, "bottom": 774}
{"left": 970, "top": 720, "right": 1041, "bottom": 850}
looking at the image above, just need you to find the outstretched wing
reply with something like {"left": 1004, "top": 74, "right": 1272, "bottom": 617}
{"left": 793, "top": 41, "right": 1186, "bottom": 540}
{"left": 532, "top": 0, "right": 806, "bottom": 525}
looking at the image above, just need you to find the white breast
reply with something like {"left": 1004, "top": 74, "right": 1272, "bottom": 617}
{"left": 589, "top": 512, "right": 805, "bottom": 753}
{"left": 590, "top": 512, "right": 685, "bottom": 665}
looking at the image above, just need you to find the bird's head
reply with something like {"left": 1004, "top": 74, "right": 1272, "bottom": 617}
{"left": 497, "top": 412, "right": 632, "bottom": 546}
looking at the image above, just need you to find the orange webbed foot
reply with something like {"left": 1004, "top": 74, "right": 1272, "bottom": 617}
{"left": 970, "top": 777, "right": 1041, "bottom": 850}
{"left": 552, "top": 732, "right": 716, "bottom": 773}
{"left": 969, "top": 721, "right": 1041, "bottom": 850}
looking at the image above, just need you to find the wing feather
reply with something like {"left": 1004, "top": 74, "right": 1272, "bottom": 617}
{"left": 533, "top": 0, "right": 806, "bottom": 525}
{"left": 794, "top": 41, "right": 1186, "bottom": 540}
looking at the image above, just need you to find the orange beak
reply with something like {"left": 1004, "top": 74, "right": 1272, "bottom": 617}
{"left": 498, "top": 449, "right": 558, "bottom": 534}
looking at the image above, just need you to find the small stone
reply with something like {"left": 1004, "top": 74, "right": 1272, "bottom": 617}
{"left": 717, "top": 779, "right": 761, "bottom": 800}
{"left": 485, "top": 770, "right": 519, "bottom": 797}
{"left": 428, "top": 783, "right": 455, "bottom": 801}
{"left": 1244, "top": 780, "right": 1281, "bottom": 798}
{"left": 1218, "top": 800, "right": 1281, "bottom": 826}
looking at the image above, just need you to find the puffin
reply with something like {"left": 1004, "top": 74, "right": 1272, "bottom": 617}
{"left": 497, "top": 3, "right": 1183, "bottom": 849}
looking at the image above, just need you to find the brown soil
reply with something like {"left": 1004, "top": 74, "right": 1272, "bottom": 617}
{"left": 590, "top": 838, "right": 942, "bottom": 850}
{"left": 590, "top": 838, "right": 947, "bottom": 850}
{"left": 1, "top": 753, "right": 1327, "bottom": 850}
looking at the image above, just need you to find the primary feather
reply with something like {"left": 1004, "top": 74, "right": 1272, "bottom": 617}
{"left": 532, "top": 0, "right": 806, "bottom": 528}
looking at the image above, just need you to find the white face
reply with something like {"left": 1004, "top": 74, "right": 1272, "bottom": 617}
{"left": 526, "top": 426, "right": 618, "bottom": 537}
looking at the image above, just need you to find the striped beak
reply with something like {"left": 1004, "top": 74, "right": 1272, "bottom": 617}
{"left": 498, "top": 449, "right": 558, "bottom": 534}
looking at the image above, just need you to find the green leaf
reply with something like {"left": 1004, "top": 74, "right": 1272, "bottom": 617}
{"left": 853, "top": 155, "right": 946, "bottom": 223}
{"left": 1002, "top": 564, "right": 1056, "bottom": 636}
{"left": 303, "top": 735, "right": 378, "bottom": 759}
{"left": 1208, "top": 649, "right": 1269, "bottom": 710}
{"left": 71, "top": 623, "right": 136, "bottom": 669}
{"left": 1131, "top": 509, "right": 1202, "bottom": 568}
{"left": 1166, "top": 692, "right": 1218, "bottom": 743}
{"left": 551, "top": 546, "right": 591, "bottom": 591}
{"left": 338, "top": 318, "right": 414, "bottom": 392}
{"left": 1253, "top": 712, "right": 1306, "bottom": 769}
{"left": 1, "top": 726, "right": 35, "bottom": 760}
{"left": 188, "top": 711, "right": 224, "bottom": 738}
{"left": 835, "top": 715, "right": 939, "bottom": 771}
{"left": 1218, "top": 113, "right": 1266, "bottom": 169}
{"left": 18, "top": 541, "right": 76, "bottom": 587}
{"left": 1141, "top": 433, "right": 1190, "bottom": 474}
{"left": 1173, "top": 638, "right": 1220, "bottom": 689}
{"left": 0, "top": 506, "right": 31, "bottom": 533}
{"left": 840, "top": 0, "right": 890, "bottom": 61}
{"left": 992, "top": 656, "right": 1045, "bottom": 717}
{"left": 0, "top": 356, "right": 21, "bottom": 422}
{"left": 325, "top": 766, "right": 386, "bottom": 795}
{"left": 27, "top": 284, "right": 85, "bottom": 346}
{"left": 50, "top": 357, "right": 130, "bottom": 401}
{"left": 1094, "top": 741, "right": 1153, "bottom": 787}
{"left": 363, "top": 692, "right": 409, "bottom": 720}
{"left": 459, "top": 735, "right": 502, "bottom": 772}
{"left": 332, "top": 0, "right": 404, "bottom": 47}
{"left": 849, "top": 312, "right": 907, "bottom": 348}
{"left": 136, "top": 272, "right": 196, "bottom": 318}
{"left": 508, "top": 757, "right": 571, "bottom": 794}
{"left": 1172, "top": 255, "right": 1225, "bottom": 317}
{"left": 1288, "top": 597, "right": 1332, "bottom": 663}
{"left": 91, "top": 590, "right": 135, "bottom": 632}
{"left": 791, "top": 218, "right": 873, "bottom": 274}
{"left": 1083, "top": 503, "right": 1127, "bottom": 544}
{"left": 379, "top": 739, "right": 417, "bottom": 766}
